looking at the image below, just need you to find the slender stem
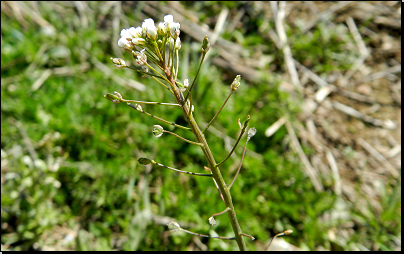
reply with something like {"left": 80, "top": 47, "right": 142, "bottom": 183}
{"left": 152, "top": 161, "right": 212, "bottom": 177}
{"left": 210, "top": 207, "right": 231, "bottom": 220}
{"left": 166, "top": 73, "right": 247, "bottom": 250}
{"left": 204, "top": 166, "right": 224, "bottom": 203}
{"left": 202, "top": 90, "right": 235, "bottom": 134}
{"left": 229, "top": 137, "right": 250, "bottom": 189}
{"left": 179, "top": 227, "right": 236, "bottom": 240}
{"left": 127, "top": 103, "right": 191, "bottom": 131}
{"left": 163, "top": 130, "right": 204, "bottom": 147}
{"left": 152, "top": 41, "right": 164, "bottom": 62}
{"left": 264, "top": 230, "right": 293, "bottom": 251}
{"left": 145, "top": 62, "right": 172, "bottom": 85}
{"left": 121, "top": 99, "right": 179, "bottom": 107}
{"left": 184, "top": 87, "right": 194, "bottom": 117}
{"left": 174, "top": 49, "right": 179, "bottom": 81}
{"left": 240, "top": 233, "right": 255, "bottom": 241}
{"left": 151, "top": 76, "right": 175, "bottom": 95}
{"left": 126, "top": 66, "right": 164, "bottom": 79}
{"left": 185, "top": 52, "right": 206, "bottom": 101}
{"left": 216, "top": 116, "right": 250, "bottom": 167}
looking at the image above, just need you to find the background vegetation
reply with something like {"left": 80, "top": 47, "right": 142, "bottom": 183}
{"left": 1, "top": 1, "right": 401, "bottom": 251}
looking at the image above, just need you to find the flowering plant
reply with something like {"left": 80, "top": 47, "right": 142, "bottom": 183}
{"left": 106, "top": 14, "right": 291, "bottom": 251}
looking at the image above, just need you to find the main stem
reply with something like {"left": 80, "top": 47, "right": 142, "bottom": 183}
{"left": 167, "top": 72, "right": 247, "bottom": 251}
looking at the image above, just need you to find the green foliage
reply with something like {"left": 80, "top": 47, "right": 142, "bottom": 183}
{"left": 1, "top": 1, "right": 400, "bottom": 251}
{"left": 1, "top": 151, "right": 70, "bottom": 250}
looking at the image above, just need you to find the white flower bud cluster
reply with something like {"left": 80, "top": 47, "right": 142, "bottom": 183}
{"left": 117, "top": 14, "right": 181, "bottom": 51}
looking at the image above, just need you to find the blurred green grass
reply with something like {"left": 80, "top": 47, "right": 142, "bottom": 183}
{"left": 1, "top": 1, "right": 400, "bottom": 251}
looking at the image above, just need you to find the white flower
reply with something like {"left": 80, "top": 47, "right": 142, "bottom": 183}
{"left": 120, "top": 28, "right": 131, "bottom": 39}
{"left": 132, "top": 37, "right": 146, "bottom": 46}
{"left": 157, "top": 22, "right": 167, "bottom": 36}
{"left": 117, "top": 37, "right": 134, "bottom": 51}
{"left": 170, "top": 22, "right": 180, "bottom": 39}
{"left": 128, "top": 26, "right": 142, "bottom": 38}
{"left": 164, "top": 14, "right": 174, "bottom": 24}
{"left": 184, "top": 79, "right": 189, "bottom": 88}
{"left": 142, "top": 18, "right": 157, "bottom": 40}
{"left": 118, "top": 37, "right": 127, "bottom": 48}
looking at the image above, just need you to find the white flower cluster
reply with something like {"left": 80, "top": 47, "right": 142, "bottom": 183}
{"left": 117, "top": 14, "right": 181, "bottom": 51}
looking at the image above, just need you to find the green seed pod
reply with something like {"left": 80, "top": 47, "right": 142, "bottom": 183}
{"left": 138, "top": 158, "right": 152, "bottom": 165}
{"left": 104, "top": 93, "right": 121, "bottom": 102}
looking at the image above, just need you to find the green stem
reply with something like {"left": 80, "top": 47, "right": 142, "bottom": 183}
{"left": 179, "top": 228, "right": 235, "bottom": 240}
{"left": 152, "top": 160, "right": 212, "bottom": 177}
{"left": 127, "top": 103, "right": 191, "bottom": 131}
{"left": 185, "top": 52, "right": 206, "bottom": 101}
{"left": 202, "top": 90, "right": 235, "bottom": 134}
{"left": 167, "top": 73, "right": 247, "bottom": 250}
{"left": 216, "top": 116, "right": 250, "bottom": 167}
{"left": 121, "top": 99, "right": 179, "bottom": 107}
{"left": 163, "top": 130, "right": 204, "bottom": 147}
{"left": 151, "top": 76, "right": 175, "bottom": 95}
{"left": 229, "top": 137, "right": 249, "bottom": 189}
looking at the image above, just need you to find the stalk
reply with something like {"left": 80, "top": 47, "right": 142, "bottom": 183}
{"left": 168, "top": 75, "right": 247, "bottom": 251}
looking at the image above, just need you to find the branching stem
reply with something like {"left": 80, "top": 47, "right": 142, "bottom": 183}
{"left": 216, "top": 116, "right": 250, "bottom": 167}
{"left": 202, "top": 90, "right": 235, "bottom": 134}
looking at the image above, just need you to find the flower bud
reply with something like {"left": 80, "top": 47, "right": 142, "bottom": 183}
{"left": 230, "top": 75, "right": 241, "bottom": 90}
{"left": 138, "top": 158, "right": 153, "bottom": 165}
{"left": 174, "top": 37, "right": 181, "bottom": 50}
{"left": 133, "top": 49, "right": 147, "bottom": 65}
{"left": 110, "top": 57, "right": 127, "bottom": 68}
{"left": 170, "top": 22, "right": 180, "bottom": 39}
{"left": 184, "top": 79, "right": 189, "bottom": 88}
{"left": 152, "top": 125, "right": 164, "bottom": 138}
{"left": 157, "top": 22, "right": 167, "bottom": 36}
{"left": 142, "top": 18, "right": 158, "bottom": 40}
{"left": 202, "top": 36, "right": 210, "bottom": 53}
{"left": 284, "top": 229, "right": 293, "bottom": 235}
